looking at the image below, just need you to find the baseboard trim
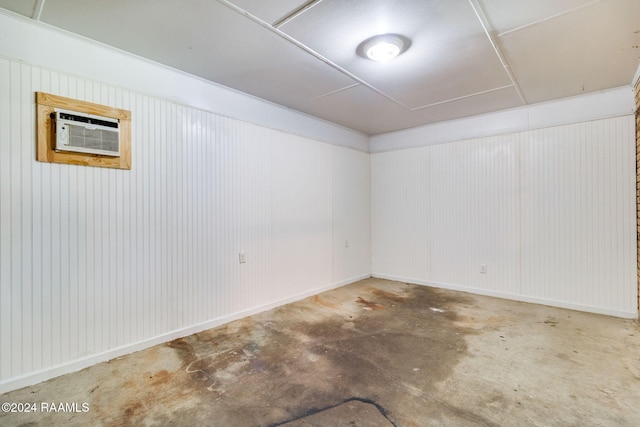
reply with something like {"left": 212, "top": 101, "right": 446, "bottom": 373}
{"left": 371, "top": 273, "right": 639, "bottom": 319}
{"left": 0, "top": 274, "right": 370, "bottom": 395}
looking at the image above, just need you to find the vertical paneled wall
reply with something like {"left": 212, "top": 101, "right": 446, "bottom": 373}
{"left": 372, "top": 116, "right": 637, "bottom": 317}
{"left": 636, "top": 77, "right": 640, "bottom": 312}
{"left": 0, "top": 58, "right": 370, "bottom": 391}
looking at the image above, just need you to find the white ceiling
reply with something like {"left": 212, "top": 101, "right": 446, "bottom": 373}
{"left": 2, "top": 0, "right": 639, "bottom": 135}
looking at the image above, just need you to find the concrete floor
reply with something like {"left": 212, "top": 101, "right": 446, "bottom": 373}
{"left": 1, "top": 278, "right": 639, "bottom": 426}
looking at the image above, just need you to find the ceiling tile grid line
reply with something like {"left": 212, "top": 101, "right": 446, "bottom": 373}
{"left": 220, "top": 0, "right": 524, "bottom": 113}
{"left": 410, "top": 84, "right": 517, "bottom": 111}
{"left": 32, "top": 0, "right": 44, "bottom": 20}
{"left": 216, "top": 0, "right": 415, "bottom": 111}
{"left": 468, "top": 0, "right": 527, "bottom": 105}
{"left": 273, "top": 0, "right": 323, "bottom": 28}
{"left": 303, "top": 83, "right": 361, "bottom": 104}
{"left": 226, "top": 0, "right": 530, "bottom": 117}
{"left": 1, "top": 0, "right": 638, "bottom": 135}
{"left": 496, "top": 0, "right": 604, "bottom": 38}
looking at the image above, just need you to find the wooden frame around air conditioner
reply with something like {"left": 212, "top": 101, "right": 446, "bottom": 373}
{"left": 36, "top": 92, "right": 131, "bottom": 170}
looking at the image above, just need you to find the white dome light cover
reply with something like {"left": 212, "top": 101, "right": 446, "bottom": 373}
{"left": 357, "top": 34, "right": 411, "bottom": 62}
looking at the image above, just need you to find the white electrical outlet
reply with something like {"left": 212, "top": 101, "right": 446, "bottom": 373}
{"left": 345, "top": 240, "right": 349, "bottom": 248}
{"left": 480, "top": 264, "right": 487, "bottom": 274}
{"left": 239, "top": 251, "right": 246, "bottom": 264}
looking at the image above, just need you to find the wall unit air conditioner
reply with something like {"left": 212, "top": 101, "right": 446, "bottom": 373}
{"left": 54, "top": 108, "right": 120, "bottom": 157}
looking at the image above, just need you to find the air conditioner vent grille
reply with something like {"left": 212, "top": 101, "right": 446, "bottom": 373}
{"left": 68, "top": 124, "right": 119, "bottom": 153}
{"left": 59, "top": 111, "right": 118, "bottom": 129}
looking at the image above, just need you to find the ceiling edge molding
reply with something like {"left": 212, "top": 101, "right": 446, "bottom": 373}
{"left": 0, "top": 10, "right": 369, "bottom": 152}
{"left": 369, "top": 86, "right": 634, "bottom": 153}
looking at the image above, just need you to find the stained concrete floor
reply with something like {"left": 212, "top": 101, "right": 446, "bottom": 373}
{"left": 1, "top": 278, "right": 639, "bottom": 426}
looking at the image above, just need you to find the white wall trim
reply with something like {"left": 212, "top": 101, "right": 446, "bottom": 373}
{"left": 370, "top": 86, "right": 635, "bottom": 152}
{"left": 0, "top": 274, "right": 370, "bottom": 394}
{"left": 372, "top": 274, "right": 639, "bottom": 320}
{"left": 633, "top": 62, "right": 640, "bottom": 89}
{"left": 0, "top": 9, "right": 369, "bottom": 152}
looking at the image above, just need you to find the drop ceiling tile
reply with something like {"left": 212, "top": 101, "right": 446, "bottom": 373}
{"left": 478, "top": 0, "right": 596, "bottom": 35}
{"left": 296, "top": 84, "right": 416, "bottom": 134}
{"left": 40, "top": 0, "right": 222, "bottom": 60}
{"left": 298, "top": 84, "right": 522, "bottom": 135}
{"left": 0, "top": 0, "right": 37, "bottom": 17}
{"left": 225, "top": 0, "right": 310, "bottom": 25}
{"left": 498, "top": 0, "right": 640, "bottom": 103}
{"left": 7, "top": 0, "right": 637, "bottom": 135}
{"left": 412, "top": 85, "right": 523, "bottom": 125}
{"left": 280, "top": 0, "right": 513, "bottom": 108}
{"left": 39, "top": 0, "right": 356, "bottom": 106}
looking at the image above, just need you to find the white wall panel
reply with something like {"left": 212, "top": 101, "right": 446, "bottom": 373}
{"left": 430, "top": 136, "right": 521, "bottom": 294}
{"left": 271, "top": 132, "right": 333, "bottom": 298}
{"left": 372, "top": 116, "right": 637, "bottom": 318}
{"left": 520, "top": 118, "right": 637, "bottom": 313}
{"left": 371, "top": 149, "right": 431, "bottom": 282}
{"left": 332, "top": 147, "right": 371, "bottom": 282}
{"left": 0, "top": 57, "right": 370, "bottom": 393}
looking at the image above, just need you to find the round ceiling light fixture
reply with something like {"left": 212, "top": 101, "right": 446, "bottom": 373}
{"left": 357, "top": 34, "right": 411, "bottom": 62}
